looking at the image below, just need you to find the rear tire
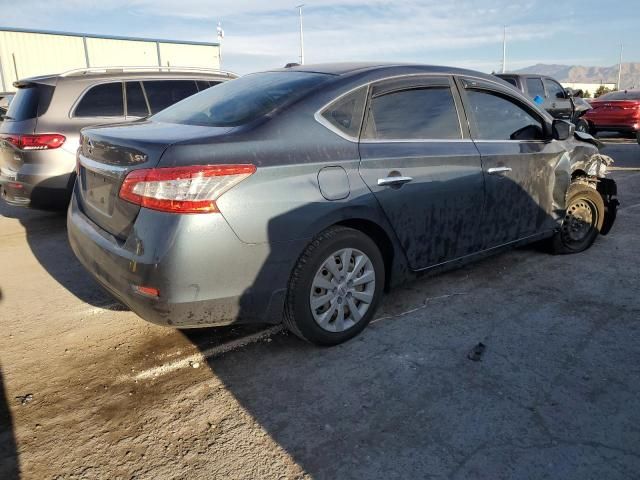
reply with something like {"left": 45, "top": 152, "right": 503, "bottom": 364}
{"left": 550, "top": 183, "right": 605, "bottom": 254}
{"left": 284, "top": 226, "right": 385, "bottom": 346}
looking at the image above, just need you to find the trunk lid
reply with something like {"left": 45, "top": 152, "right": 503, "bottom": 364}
{"left": 77, "top": 120, "right": 233, "bottom": 238}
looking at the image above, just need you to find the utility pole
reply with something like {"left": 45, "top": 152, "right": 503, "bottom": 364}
{"left": 501, "top": 25, "right": 507, "bottom": 73}
{"left": 617, "top": 42, "right": 624, "bottom": 90}
{"left": 296, "top": 4, "right": 305, "bottom": 65}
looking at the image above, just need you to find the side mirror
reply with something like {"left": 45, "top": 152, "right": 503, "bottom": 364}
{"left": 552, "top": 119, "right": 574, "bottom": 141}
{"left": 565, "top": 88, "right": 575, "bottom": 97}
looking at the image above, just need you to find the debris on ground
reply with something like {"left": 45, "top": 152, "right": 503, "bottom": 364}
{"left": 467, "top": 342, "right": 486, "bottom": 362}
{"left": 16, "top": 393, "right": 34, "bottom": 405}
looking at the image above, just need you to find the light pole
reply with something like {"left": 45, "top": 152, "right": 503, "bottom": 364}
{"left": 617, "top": 42, "right": 624, "bottom": 90}
{"left": 296, "top": 4, "right": 305, "bottom": 65}
{"left": 217, "top": 22, "right": 225, "bottom": 69}
{"left": 501, "top": 25, "right": 507, "bottom": 73}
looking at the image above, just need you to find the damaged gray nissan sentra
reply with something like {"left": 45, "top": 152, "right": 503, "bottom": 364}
{"left": 68, "top": 63, "right": 618, "bottom": 346}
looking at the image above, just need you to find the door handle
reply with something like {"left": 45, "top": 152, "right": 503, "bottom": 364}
{"left": 377, "top": 176, "right": 413, "bottom": 187}
{"left": 487, "top": 167, "right": 512, "bottom": 175}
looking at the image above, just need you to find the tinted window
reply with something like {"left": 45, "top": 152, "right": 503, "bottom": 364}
{"left": 364, "top": 87, "right": 460, "bottom": 140}
{"left": 525, "top": 78, "right": 545, "bottom": 99}
{"left": 75, "top": 83, "right": 124, "bottom": 117}
{"left": 544, "top": 79, "right": 565, "bottom": 99}
{"left": 126, "top": 81, "right": 149, "bottom": 117}
{"left": 320, "top": 87, "right": 367, "bottom": 138}
{"left": 502, "top": 77, "right": 518, "bottom": 87}
{"left": 153, "top": 72, "right": 330, "bottom": 127}
{"left": 196, "top": 80, "right": 219, "bottom": 92}
{"left": 466, "top": 90, "right": 544, "bottom": 141}
{"left": 598, "top": 90, "right": 640, "bottom": 101}
{"left": 5, "top": 85, "right": 54, "bottom": 121}
{"left": 143, "top": 80, "right": 198, "bottom": 113}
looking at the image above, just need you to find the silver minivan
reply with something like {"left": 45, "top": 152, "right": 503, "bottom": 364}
{"left": 0, "top": 67, "right": 237, "bottom": 209}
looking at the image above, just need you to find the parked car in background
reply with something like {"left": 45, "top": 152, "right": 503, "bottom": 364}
{"left": 0, "top": 93, "right": 14, "bottom": 118}
{"left": 578, "top": 90, "right": 640, "bottom": 144}
{"left": 0, "top": 67, "right": 237, "bottom": 209}
{"left": 495, "top": 73, "right": 591, "bottom": 124}
{"left": 68, "top": 63, "right": 617, "bottom": 346}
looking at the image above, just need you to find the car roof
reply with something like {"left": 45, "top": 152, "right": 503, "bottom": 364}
{"left": 496, "top": 73, "right": 557, "bottom": 81}
{"left": 14, "top": 67, "right": 237, "bottom": 88}
{"left": 270, "top": 62, "right": 503, "bottom": 83}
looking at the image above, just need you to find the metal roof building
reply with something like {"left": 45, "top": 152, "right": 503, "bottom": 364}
{"left": 0, "top": 27, "right": 221, "bottom": 92}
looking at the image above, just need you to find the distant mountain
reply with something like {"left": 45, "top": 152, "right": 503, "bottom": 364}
{"left": 513, "top": 63, "right": 640, "bottom": 89}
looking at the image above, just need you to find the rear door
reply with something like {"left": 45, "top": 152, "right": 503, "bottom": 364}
{"left": 358, "top": 75, "right": 485, "bottom": 270}
{"left": 543, "top": 78, "right": 572, "bottom": 119}
{"left": 458, "top": 77, "right": 565, "bottom": 248}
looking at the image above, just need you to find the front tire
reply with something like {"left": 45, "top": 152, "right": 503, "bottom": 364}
{"left": 575, "top": 118, "right": 593, "bottom": 135}
{"left": 551, "top": 183, "right": 605, "bottom": 254}
{"left": 284, "top": 226, "right": 385, "bottom": 346}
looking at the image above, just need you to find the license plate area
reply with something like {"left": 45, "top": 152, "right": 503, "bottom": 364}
{"left": 82, "top": 167, "right": 115, "bottom": 215}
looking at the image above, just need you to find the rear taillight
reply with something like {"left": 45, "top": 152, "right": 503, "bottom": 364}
{"left": 119, "top": 164, "right": 256, "bottom": 214}
{"left": 0, "top": 133, "right": 66, "bottom": 150}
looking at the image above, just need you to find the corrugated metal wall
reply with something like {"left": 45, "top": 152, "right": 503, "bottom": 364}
{"left": 0, "top": 29, "right": 221, "bottom": 92}
{"left": 158, "top": 42, "right": 220, "bottom": 68}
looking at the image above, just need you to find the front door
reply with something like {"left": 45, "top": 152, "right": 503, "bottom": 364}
{"left": 459, "top": 78, "right": 567, "bottom": 248}
{"left": 358, "top": 76, "right": 485, "bottom": 270}
{"left": 543, "top": 78, "right": 573, "bottom": 120}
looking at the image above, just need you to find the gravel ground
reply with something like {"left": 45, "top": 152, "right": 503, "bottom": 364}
{"left": 0, "top": 142, "right": 639, "bottom": 480}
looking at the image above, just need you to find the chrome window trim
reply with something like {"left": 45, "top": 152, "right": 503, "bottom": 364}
{"left": 360, "top": 138, "right": 474, "bottom": 144}
{"left": 315, "top": 72, "right": 477, "bottom": 143}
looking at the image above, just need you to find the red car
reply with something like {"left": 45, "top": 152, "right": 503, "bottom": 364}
{"left": 578, "top": 90, "right": 640, "bottom": 144}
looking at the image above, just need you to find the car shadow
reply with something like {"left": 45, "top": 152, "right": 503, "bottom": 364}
{"left": 180, "top": 171, "right": 586, "bottom": 477}
{"left": 0, "top": 288, "right": 20, "bottom": 479}
{"left": 0, "top": 364, "right": 19, "bottom": 480}
{"left": 0, "top": 196, "right": 123, "bottom": 308}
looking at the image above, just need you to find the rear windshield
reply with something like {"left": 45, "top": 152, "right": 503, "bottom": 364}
{"left": 597, "top": 91, "right": 640, "bottom": 101}
{"left": 152, "top": 72, "right": 331, "bottom": 127}
{"left": 5, "top": 84, "right": 54, "bottom": 121}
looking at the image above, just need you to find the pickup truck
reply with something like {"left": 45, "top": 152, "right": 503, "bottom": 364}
{"left": 495, "top": 73, "right": 591, "bottom": 124}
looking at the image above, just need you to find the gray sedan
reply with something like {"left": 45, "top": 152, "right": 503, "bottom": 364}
{"left": 68, "top": 63, "right": 618, "bottom": 346}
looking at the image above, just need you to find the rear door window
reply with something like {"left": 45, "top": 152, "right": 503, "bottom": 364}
{"left": 5, "top": 85, "right": 54, "bottom": 121}
{"left": 196, "top": 80, "right": 218, "bottom": 91}
{"left": 125, "top": 81, "right": 149, "bottom": 117}
{"left": 465, "top": 89, "right": 544, "bottom": 141}
{"left": 143, "top": 80, "right": 199, "bottom": 113}
{"left": 543, "top": 79, "right": 566, "bottom": 99}
{"left": 75, "top": 82, "right": 124, "bottom": 117}
{"left": 525, "top": 78, "right": 545, "bottom": 99}
{"left": 363, "top": 87, "right": 461, "bottom": 140}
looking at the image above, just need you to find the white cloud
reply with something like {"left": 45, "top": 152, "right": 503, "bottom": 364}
{"left": 0, "top": 0, "right": 596, "bottom": 74}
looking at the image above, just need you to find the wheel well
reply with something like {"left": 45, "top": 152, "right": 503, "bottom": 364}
{"left": 571, "top": 169, "right": 588, "bottom": 181}
{"left": 335, "top": 219, "right": 395, "bottom": 291}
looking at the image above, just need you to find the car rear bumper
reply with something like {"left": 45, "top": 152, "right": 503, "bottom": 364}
{"left": 67, "top": 188, "right": 301, "bottom": 328}
{"left": 0, "top": 148, "right": 76, "bottom": 208}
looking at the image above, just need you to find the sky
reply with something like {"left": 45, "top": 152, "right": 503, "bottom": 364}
{"left": 0, "top": 0, "right": 638, "bottom": 75}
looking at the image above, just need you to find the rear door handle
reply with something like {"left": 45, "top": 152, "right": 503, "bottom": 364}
{"left": 377, "top": 176, "right": 413, "bottom": 187}
{"left": 487, "top": 167, "right": 512, "bottom": 175}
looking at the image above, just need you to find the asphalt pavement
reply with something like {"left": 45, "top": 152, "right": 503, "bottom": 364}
{"left": 0, "top": 141, "right": 639, "bottom": 479}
